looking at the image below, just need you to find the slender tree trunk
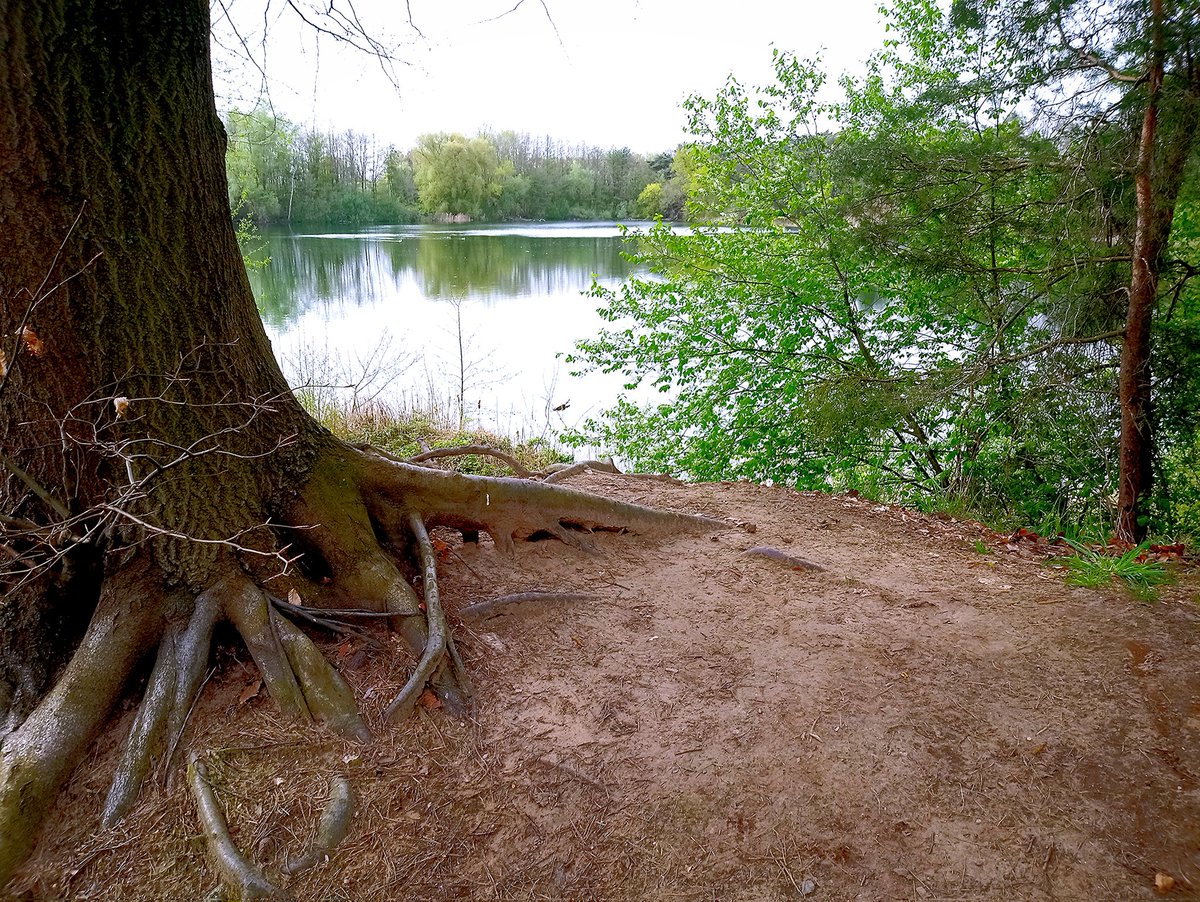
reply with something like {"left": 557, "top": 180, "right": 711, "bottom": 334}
{"left": 1116, "top": 0, "right": 1166, "bottom": 544}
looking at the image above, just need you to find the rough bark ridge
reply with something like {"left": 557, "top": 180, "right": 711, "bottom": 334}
{"left": 1115, "top": 0, "right": 1200, "bottom": 542}
{"left": 0, "top": 0, "right": 720, "bottom": 892}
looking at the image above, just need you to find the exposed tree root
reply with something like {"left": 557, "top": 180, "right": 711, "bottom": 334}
{"left": 104, "top": 590, "right": 221, "bottom": 825}
{"left": 188, "top": 756, "right": 287, "bottom": 902}
{"left": 458, "top": 591, "right": 600, "bottom": 623}
{"left": 403, "top": 444, "right": 535, "bottom": 478}
{"left": 541, "top": 459, "right": 621, "bottom": 484}
{"left": 0, "top": 569, "right": 164, "bottom": 880}
{"left": 0, "top": 443, "right": 724, "bottom": 889}
{"left": 281, "top": 775, "right": 354, "bottom": 877}
{"left": 743, "top": 546, "right": 826, "bottom": 572}
{"left": 385, "top": 513, "right": 457, "bottom": 724}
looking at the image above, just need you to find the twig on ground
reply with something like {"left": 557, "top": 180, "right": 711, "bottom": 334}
{"left": 458, "top": 591, "right": 599, "bottom": 623}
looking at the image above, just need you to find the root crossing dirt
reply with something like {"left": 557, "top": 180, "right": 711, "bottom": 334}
{"left": 8, "top": 474, "right": 1200, "bottom": 901}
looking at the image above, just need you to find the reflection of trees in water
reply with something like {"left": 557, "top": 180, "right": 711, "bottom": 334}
{"left": 410, "top": 235, "right": 634, "bottom": 301}
{"left": 250, "top": 231, "right": 637, "bottom": 324}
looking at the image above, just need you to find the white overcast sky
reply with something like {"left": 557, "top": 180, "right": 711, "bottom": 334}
{"left": 212, "top": 0, "right": 888, "bottom": 153}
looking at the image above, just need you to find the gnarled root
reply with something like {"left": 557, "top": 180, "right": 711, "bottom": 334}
{"left": 385, "top": 512, "right": 459, "bottom": 723}
{"left": 188, "top": 756, "right": 288, "bottom": 902}
{"left": 281, "top": 775, "right": 354, "bottom": 877}
{"left": 0, "top": 569, "right": 164, "bottom": 882}
{"left": 458, "top": 591, "right": 599, "bottom": 623}
{"left": 0, "top": 441, "right": 723, "bottom": 890}
{"left": 103, "top": 589, "right": 220, "bottom": 825}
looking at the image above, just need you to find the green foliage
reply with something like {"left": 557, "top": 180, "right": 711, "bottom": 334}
{"left": 223, "top": 111, "right": 676, "bottom": 226}
{"left": 566, "top": 1, "right": 1200, "bottom": 539}
{"left": 1053, "top": 540, "right": 1173, "bottom": 601}
{"left": 412, "top": 133, "right": 505, "bottom": 219}
{"left": 223, "top": 108, "right": 420, "bottom": 227}
{"left": 232, "top": 194, "right": 271, "bottom": 272}
{"left": 636, "top": 183, "right": 664, "bottom": 219}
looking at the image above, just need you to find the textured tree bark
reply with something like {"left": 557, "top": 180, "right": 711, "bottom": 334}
{"left": 1116, "top": 0, "right": 1165, "bottom": 544}
{"left": 1115, "top": 0, "right": 1200, "bottom": 543}
{"left": 0, "top": 0, "right": 323, "bottom": 590}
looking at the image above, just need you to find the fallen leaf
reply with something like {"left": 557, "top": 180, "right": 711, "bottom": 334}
{"left": 335, "top": 640, "right": 354, "bottom": 662}
{"left": 287, "top": 588, "right": 303, "bottom": 606}
{"left": 1155, "top": 872, "right": 1175, "bottom": 894}
{"left": 418, "top": 689, "right": 442, "bottom": 710}
{"left": 238, "top": 679, "right": 262, "bottom": 706}
{"left": 21, "top": 326, "right": 44, "bottom": 357}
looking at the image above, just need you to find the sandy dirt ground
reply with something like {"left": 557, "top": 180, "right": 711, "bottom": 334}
{"left": 6, "top": 471, "right": 1200, "bottom": 901}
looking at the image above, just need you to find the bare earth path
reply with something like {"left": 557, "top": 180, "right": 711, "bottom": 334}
{"left": 8, "top": 473, "right": 1200, "bottom": 901}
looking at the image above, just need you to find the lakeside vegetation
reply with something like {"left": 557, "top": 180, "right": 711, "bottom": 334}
{"left": 224, "top": 109, "right": 689, "bottom": 225}
{"left": 566, "top": 2, "right": 1200, "bottom": 545}
{"left": 232, "top": 0, "right": 1199, "bottom": 548}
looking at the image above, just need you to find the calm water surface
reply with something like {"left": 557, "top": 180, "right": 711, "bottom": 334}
{"left": 250, "top": 221, "right": 653, "bottom": 438}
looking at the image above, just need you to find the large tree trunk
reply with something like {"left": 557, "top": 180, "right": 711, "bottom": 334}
{"left": 0, "top": 1, "right": 719, "bottom": 890}
{"left": 0, "top": 0, "right": 327, "bottom": 882}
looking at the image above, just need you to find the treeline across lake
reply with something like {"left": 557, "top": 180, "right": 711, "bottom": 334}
{"left": 224, "top": 108, "right": 689, "bottom": 225}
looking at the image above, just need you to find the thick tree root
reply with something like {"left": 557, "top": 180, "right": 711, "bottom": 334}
{"left": 104, "top": 590, "right": 221, "bottom": 825}
{"left": 188, "top": 756, "right": 288, "bottom": 902}
{"left": 0, "top": 571, "right": 164, "bottom": 881}
{"left": 281, "top": 775, "right": 354, "bottom": 876}
{"left": 385, "top": 513, "right": 458, "bottom": 723}
{"left": 271, "top": 613, "right": 370, "bottom": 742}
{"left": 0, "top": 442, "right": 725, "bottom": 890}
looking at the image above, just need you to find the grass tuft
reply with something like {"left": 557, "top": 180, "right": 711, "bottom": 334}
{"left": 306, "top": 398, "right": 571, "bottom": 477}
{"left": 1053, "top": 538, "right": 1173, "bottom": 601}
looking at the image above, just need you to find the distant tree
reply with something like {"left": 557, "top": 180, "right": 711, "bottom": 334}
{"left": 412, "top": 132, "right": 504, "bottom": 218}
{"left": 636, "top": 182, "right": 665, "bottom": 218}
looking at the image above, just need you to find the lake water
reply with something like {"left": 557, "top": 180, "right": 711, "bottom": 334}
{"left": 250, "top": 221, "right": 653, "bottom": 442}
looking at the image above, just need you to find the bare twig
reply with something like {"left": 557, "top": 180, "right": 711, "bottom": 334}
{"left": 406, "top": 444, "right": 534, "bottom": 478}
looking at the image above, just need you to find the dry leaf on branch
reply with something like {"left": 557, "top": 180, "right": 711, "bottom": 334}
{"left": 21, "top": 326, "right": 44, "bottom": 357}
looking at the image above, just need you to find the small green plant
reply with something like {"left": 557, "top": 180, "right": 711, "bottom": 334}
{"left": 1054, "top": 539, "right": 1172, "bottom": 600}
{"left": 973, "top": 539, "right": 989, "bottom": 555}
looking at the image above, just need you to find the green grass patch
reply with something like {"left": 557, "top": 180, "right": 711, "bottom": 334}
{"left": 1053, "top": 539, "right": 1173, "bottom": 601}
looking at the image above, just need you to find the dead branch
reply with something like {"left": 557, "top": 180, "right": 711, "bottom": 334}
{"left": 406, "top": 444, "right": 534, "bottom": 478}
{"left": 458, "top": 591, "right": 598, "bottom": 623}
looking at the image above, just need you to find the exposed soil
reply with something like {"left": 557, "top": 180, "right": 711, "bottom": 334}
{"left": 7, "top": 472, "right": 1200, "bottom": 901}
